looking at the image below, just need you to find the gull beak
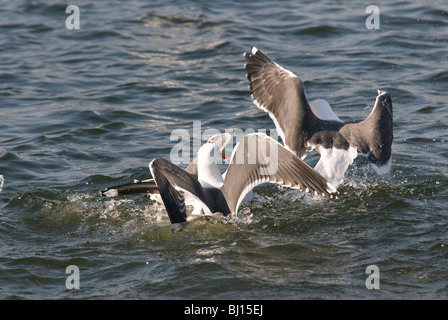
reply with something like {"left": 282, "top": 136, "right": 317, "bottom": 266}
{"left": 220, "top": 152, "right": 228, "bottom": 162}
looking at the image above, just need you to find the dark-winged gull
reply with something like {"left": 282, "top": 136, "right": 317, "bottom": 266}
{"left": 102, "top": 133, "right": 232, "bottom": 198}
{"left": 149, "top": 133, "right": 337, "bottom": 229}
{"left": 243, "top": 47, "right": 393, "bottom": 187}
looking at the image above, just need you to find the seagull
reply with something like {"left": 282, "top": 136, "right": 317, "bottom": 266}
{"left": 149, "top": 133, "right": 337, "bottom": 229}
{"left": 101, "top": 133, "right": 232, "bottom": 197}
{"left": 243, "top": 47, "right": 393, "bottom": 187}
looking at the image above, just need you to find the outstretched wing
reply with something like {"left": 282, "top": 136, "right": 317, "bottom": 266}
{"left": 244, "top": 47, "right": 311, "bottom": 157}
{"left": 102, "top": 181, "right": 158, "bottom": 197}
{"left": 221, "top": 133, "right": 337, "bottom": 215}
{"left": 340, "top": 90, "right": 393, "bottom": 174}
{"left": 149, "top": 158, "right": 230, "bottom": 225}
{"left": 244, "top": 47, "right": 345, "bottom": 159}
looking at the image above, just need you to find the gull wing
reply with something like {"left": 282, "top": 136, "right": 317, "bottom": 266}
{"left": 221, "top": 134, "right": 337, "bottom": 215}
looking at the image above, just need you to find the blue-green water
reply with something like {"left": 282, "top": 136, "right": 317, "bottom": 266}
{"left": 0, "top": 0, "right": 447, "bottom": 299}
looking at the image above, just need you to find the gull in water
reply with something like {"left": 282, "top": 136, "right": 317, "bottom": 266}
{"left": 148, "top": 133, "right": 337, "bottom": 229}
{"left": 101, "top": 133, "right": 232, "bottom": 198}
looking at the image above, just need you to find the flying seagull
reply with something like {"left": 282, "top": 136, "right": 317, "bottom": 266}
{"left": 149, "top": 133, "right": 337, "bottom": 229}
{"left": 243, "top": 47, "right": 393, "bottom": 187}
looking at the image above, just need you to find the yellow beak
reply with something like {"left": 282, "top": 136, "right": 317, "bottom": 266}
{"left": 220, "top": 152, "right": 228, "bottom": 161}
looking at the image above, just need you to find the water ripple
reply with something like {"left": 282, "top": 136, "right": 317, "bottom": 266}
{"left": 1, "top": 0, "right": 447, "bottom": 299}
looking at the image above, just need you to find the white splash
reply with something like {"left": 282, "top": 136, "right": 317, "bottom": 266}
{"left": 370, "top": 157, "right": 392, "bottom": 175}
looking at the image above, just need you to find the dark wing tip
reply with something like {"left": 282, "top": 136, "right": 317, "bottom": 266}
{"left": 376, "top": 90, "right": 392, "bottom": 112}
{"left": 102, "top": 188, "right": 118, "bottom": 197}
{"left": 170, "top": 222, "right": 188, "bottom": 232}
{"left": 243, "top": 46, "right": 271, "bottom": 64}
{"left": 149, "top": 158, "right": 188, "bottom": 224}
{"left": 101, "top": 181, "right": 159, "bottom": 197}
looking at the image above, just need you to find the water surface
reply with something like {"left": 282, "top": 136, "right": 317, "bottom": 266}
{"left": 0, "top": 0, "right": 447, "bottom": 299}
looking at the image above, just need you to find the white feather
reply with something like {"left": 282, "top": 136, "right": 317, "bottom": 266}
{"left": 314, "top": 146, "right": 358, "bottom": 188}
{"left": 309, "top": 99, "right": 344, "bottom": 123}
